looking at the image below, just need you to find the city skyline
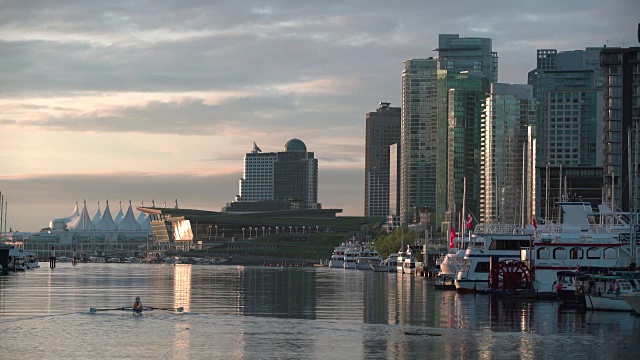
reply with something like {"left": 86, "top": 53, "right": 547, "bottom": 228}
{"left": 1, "top": 1, "right": 638, "bottom": 231}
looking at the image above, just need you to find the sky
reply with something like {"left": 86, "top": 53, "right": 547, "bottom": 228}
{"left": 1, "top": 0, "right": 639, "bottom": 231}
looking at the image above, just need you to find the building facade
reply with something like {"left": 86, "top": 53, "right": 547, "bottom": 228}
{"left": 436, "top": 34, "right": 499, "bottom": 84}
{"left": 226, "top": 139, "right": 319, "bottom": 212}
{"left": 365, "top": 102, "right": 401, "bottom": 217}
{"left": 481, "top": 83, "right": 536, "bottom": 225}
{"left": 387, "top": 143, "right": 401, "bottom": 229}
{"left": 600, "top": 46, "right": 640, "bottom": 212}
{"left": 400, "top": 58, "right": 439, "bottom": 226}
{"left": 436, "top": 70, "right": 489, "bottom": 231}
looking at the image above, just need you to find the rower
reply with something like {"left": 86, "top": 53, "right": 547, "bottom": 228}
{"left": 132, "top": 296, "right": 143, "bottom": 313}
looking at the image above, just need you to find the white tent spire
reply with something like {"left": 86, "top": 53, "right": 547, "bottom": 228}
{"left": 114, "top": 201, "right": 124, "bottom": 225}
{"left": 95, "top": 199, "right": 118, "bottom": 230}
{"left": 68, "top": 199, "right": 95, "bottom": 231}
{"left": 92, "top": 201, "right": 102, "bottom": 225}
{"left": 119, "top": 199, "right": 141, "bottom": 231}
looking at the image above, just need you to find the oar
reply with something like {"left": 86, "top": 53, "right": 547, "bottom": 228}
{"left": 147, "top": 306, "right": 184, "bottom": 312}
{"left": 89, "top": 307, "right": 129, "bottom": 313}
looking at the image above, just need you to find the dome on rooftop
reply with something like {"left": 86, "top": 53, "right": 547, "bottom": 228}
{"left": 284, "top": 138, "right": 307, "bottom": 152}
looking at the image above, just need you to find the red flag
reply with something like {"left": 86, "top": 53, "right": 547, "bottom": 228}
{"left": 449, "top": 227, "right": 455, "bottom": 249}
{"left": 532, "top": 217, "right": 537, "bottom": 230}
{"left": 467, "top": 213, "right": 472, "bottom": 230}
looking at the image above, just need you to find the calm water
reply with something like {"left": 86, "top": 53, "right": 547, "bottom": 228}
{"left": 1, "top": 263, "right": 639, "bottom": 359}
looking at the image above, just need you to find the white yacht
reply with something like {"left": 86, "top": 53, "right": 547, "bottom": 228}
{"left": 400, "top": 245, "right": 423, "bottom": 275}
{"left": 343, "top": 243, "right": 361, "bottom": 269}
{"left": 356, "top": 245, "right": 382, "bottom": 270}
{"left": 522, "top": 202, "right": 640, "bottom": 296}
{"left": 387, "top": 253, "right": 398, "bottom": 273}
{"left": 328, "top": 243, "right": 347, "bottom": 268}
{"left": 455, "top": 226, "right": 532, "bottom": 293}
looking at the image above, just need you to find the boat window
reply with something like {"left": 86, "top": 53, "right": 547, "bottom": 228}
{"left": 586, "top": 247, "right": 601, "bottom": 259}
{"left": 603, "top": 247, "right": 617, "bottom": 259}
{"left": 570, "top": 247, "right": 583, "bottom": 259}
{"left": 537, "top": 247, "right": 550, "bottom": 260}
{"left": 489, "top": 239, "right": 531, "bottom": 250}
{"left": 554, "top": 248, "right": 567, "bottom": 260}
{"left": 475, "top": 262, "right": 490, "bottom": 273}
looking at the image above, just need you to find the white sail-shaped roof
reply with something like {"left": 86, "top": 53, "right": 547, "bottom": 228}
{"left": 92, "top": 201, "right": 102, "bottom": 225}
{"left": 58, "top": 202, "right": 80, "bottom": 225}
{"left": 67, "top": 200, "right": 95, "bottom": 231}
{"left": 119, "top": 200, "right": 141, "bottom": 231}
{"left": 135, "top": 201, "right": 146, "bottom": 224}
{"left": 138, "top": 214, "right": 151, "bottom": 231}
{"left": 114, "top": 201, "right": 124, "bottom": 225}
{"left": 95, "top": 200, "right": 118, "bottom": 231}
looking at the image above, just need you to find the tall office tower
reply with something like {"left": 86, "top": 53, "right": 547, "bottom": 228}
{"left": 436, "top": 34, "right": 498, "bottom": 86}
{"left": 388, "top": 143, "right": 401, "bottom": 229}
{"left": 601, "top": 45, "right": 640, "bottom": 212}
{"left": 400, "top": 58, "right": 438, "bottom": 226}
{"left": 481, "top": 83, "right": 536, "bottom": 225}
{"left": 528, "top": 47, "right": 604, "bottom": 218}
{"left": 237, "top": 142, "right": 277, "bottom": 202}
{"left": 273, "top": 139, "right": 318, "bottom": 209}
{"left": 434, "top": 34, "right": 496, "bottom": 231}
{"left": 365, "top": 102, "right": 401, "bottom": 217}
{"left": 436, "top": 70, "right": 489, "bottom": 230}
{"left": 225, "top": 139, "right": 318, "bottom": 212}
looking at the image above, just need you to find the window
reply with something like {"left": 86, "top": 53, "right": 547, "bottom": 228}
{"left": 587, "top": 247, "right": 601, "bottom": 259}
{"left": 570, "top": 247, "right": 583, "bottom": 259}
{"left": 475, "top": 261, "right": 490, "bottom": 273}
{"left": 603, "top": 247, "right": 617, "bottom": 259}
{"left": 554, "top": 248, "right": 567, "bottom": 259}
{"left": 538, "top": 247, "right": 550, "bottom": 260}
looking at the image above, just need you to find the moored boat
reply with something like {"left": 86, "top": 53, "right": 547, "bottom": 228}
{"left": 576, "top": 272, "right": 640, "bottom": 311}
{"left": 621, "top": 292, "right": 640, "bottom": 314}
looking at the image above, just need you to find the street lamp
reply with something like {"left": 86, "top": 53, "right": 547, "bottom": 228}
{"left": 215, "top": 225, "right": 218, "bottom": 238}
{"left": 289, "top": 226, "right": 292, "bottom": 234}
{"left": 316, "top": 225, "right": 319, "bottom": 233}
{"left": 295, "top": 226, "right": 298, "bottom": 233}
{"left": 208, "top": 225, "right": 212, "bottom": 239}
{"left": 268, "top": 227, "right": 271, "bottom": 235}
{"left": 262, "top": 226, "right": 265, "bottom": 236}
{"left": 242, "top": 227, "right": 245, "bottom": 239}
{"left": 275, "top": 226, "right": 279, "bottom": 234}
{"left": 302, "top": 226, "right": 305, "bottom": 234}
{"left": 249, "top": 227, "right": 252, "bottom": 239}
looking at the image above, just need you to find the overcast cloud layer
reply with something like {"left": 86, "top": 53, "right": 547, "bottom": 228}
{"left": 1, "top": 0, "right": 638, "bottom": 230}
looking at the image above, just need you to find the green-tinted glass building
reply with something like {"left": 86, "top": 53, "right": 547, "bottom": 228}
{"left": 435, "top": 70, "right": 489, "bottom": 230}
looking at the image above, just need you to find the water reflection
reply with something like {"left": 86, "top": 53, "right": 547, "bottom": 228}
{"left": 1, "top": 264, "right": 640, "bottom": 359}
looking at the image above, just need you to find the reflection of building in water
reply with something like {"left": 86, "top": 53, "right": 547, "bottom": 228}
{"left": 172, "top": 264, "right": 192, "bottom": 358}
{"left": 173, "top": 264, "right": 192, "bottom": 313}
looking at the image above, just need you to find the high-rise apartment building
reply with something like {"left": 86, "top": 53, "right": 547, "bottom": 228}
{"left": 365, "top": 102, "right": 401, "bottom": 217}
{"left": 601, "top": 46, "right": 640, "bottom": 211}
{"left": 388, "top": 143, "right": 401, "bottom": 228}
{"left": 436, "top": 34, "right": 498, "bottom": 85}
{"left": 481, "top": 83, "right": 536, "bottom": 225}
{"left": 225, "top": 139, "right": 319, "bottom": 212}
{"left": 400, "top": 58, "right": 438, "bottom": 225}
{"left": 529, "top": 47, "right": 604, "bottom": 218}
{"left": 436, "top": 70, "right": 489, "bottom": 230}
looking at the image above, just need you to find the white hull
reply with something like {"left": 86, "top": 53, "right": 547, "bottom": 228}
{"left": 328, "top": 260, "right": 344, "bottom": 268}
{"left": 621, "top": 293, "right": 640, "bottom": 313}
{"left": 585, "top": 294, "right": 633, "bottom": 311}
{"left": 455, "top": 279, "right": 487, "bottom": 293}
{"left": 343, "top": 261, "right": 357, "bottom": 269}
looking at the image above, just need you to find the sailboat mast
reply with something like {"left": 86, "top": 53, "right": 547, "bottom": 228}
{"left": 462, "top": 176, "right": 466, "bottom": 248}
